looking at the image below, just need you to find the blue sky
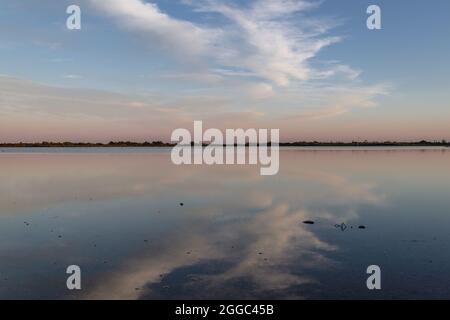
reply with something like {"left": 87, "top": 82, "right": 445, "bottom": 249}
{"left": 0, "top": 0, "right": 449, "bottom": 142}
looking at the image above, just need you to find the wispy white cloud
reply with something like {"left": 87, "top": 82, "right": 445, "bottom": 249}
{"left": 160, "top": 72, "right": 224, "bottom": 84}
{"left": 246, "top": 82, "right": 275, "bottom": 100}
{"left": 279, "top": 83, "right": 391, "bottom": 120}
{"left": 188, "top": 0, "right": 341, "bottom": 86}
{"left": 314, "top": 64, "right": 362, "bottom": 81}
{"left": 87, "top": 0, "right": 352, "bottom": 87}
{"left": 63, "top": 74, "right": 83, "bottom": 79}
{"left": 87, "top": 0, "right": 220, "bottom": 57}
{"left": 84, "top": 0, "right": 379, "bottom": 110}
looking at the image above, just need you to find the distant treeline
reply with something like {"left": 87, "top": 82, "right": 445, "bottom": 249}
{"left": 0, "top": 141, "right": 174, "bottom": 147}
{"left": 280, "top": 140, "right": 450, "bottom": 147}
{"left": 0, "top": 140, "right": 449, "bottom": 147}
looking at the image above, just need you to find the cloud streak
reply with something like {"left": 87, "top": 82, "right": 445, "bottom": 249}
{"left": 87, "top": 0, "right": 351, "bottom": 87}
{"left": 87, "top": 0, "right": 219, "bottom": 57}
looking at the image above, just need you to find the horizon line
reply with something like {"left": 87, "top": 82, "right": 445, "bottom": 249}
{"left": 1, "top": 139, "right": 449, "bottom": 147}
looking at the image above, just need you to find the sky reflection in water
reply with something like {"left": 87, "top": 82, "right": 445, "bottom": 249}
{"left": 0, "top": 148, "right": 450, "bottom": 299}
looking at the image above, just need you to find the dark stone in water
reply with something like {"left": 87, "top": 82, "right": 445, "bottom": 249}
{"left": 358, "top": 226, "right": 367, "bottom": 229}
{"left": 180, "top": 203, "right": 184, "bottom": 206}
{"left": 303, "top": 221, "right": 315, "bottom": 225}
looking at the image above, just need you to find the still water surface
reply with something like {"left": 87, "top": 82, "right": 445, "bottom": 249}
{"left": 0, "top": 147, "right": 449, "bottom": 299}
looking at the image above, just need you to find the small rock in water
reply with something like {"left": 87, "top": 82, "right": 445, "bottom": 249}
{"left": 303, "top": 221, "right": 315, "bottom": 225}
{"left": 358, "top": 225, "right": 367, "bottom": 229}
{"left": 180, "top": 203, "right": 184, "bottom": 206}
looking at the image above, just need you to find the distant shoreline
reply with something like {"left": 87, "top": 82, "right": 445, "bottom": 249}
{"left": 0, "top": 141, "right": 449, "bottom": 148}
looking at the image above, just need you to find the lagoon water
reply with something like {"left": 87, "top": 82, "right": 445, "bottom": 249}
{"left": 0, "top": 147, "right": 450, "bottom": 299}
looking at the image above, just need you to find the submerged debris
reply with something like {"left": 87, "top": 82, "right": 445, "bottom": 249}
{"left": 335, "top": 223, "right": 348, "bottom": 231}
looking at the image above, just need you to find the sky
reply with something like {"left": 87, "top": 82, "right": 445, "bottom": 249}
{"left": 0, "top": 0, "right": 449, "bottom": 142}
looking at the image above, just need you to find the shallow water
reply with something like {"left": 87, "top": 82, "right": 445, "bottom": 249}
{"left": 0, "top": 147, "right": 449, "bottom": 299}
